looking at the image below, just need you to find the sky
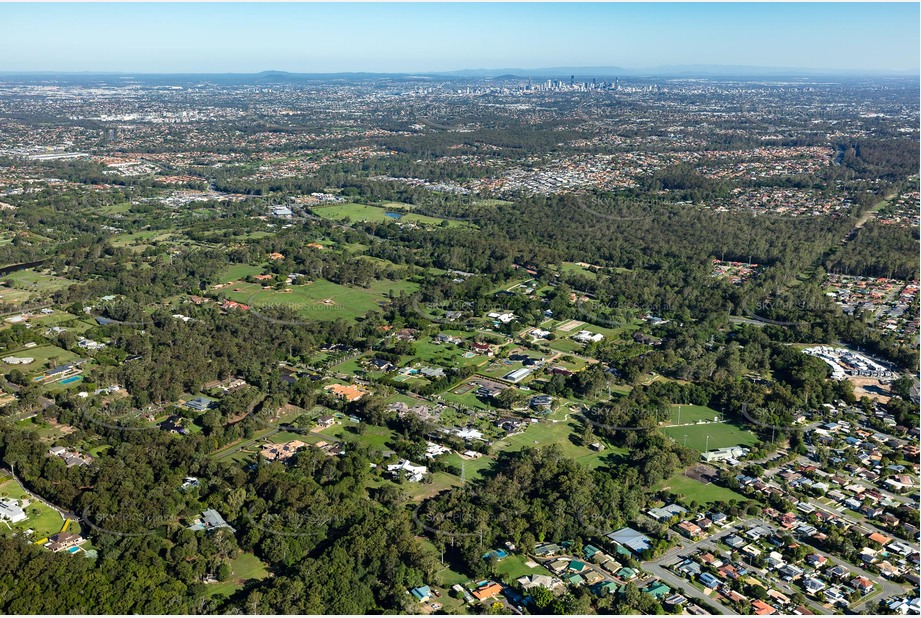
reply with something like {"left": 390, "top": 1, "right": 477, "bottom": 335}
{"left": 1, "top": 3, "right": 918, "bottom": 74}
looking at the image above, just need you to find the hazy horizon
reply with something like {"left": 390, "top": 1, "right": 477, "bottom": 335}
{"left": 2, "top": 3, "right": 918, "bottom": 75}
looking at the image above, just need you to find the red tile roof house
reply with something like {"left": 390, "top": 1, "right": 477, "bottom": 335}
{"left": 698, "top": 552, "right": 717, "bottom": 565}
{"left": 868, "top": 532, "right": 892, "bottom": 547}
{"left": 851, "top": 577, "right": 874, "bottom": 594}
{"left": 471, "top": 342, "right": 493, "bottom": 356}
{"left": 472, "top": 582, "right": 503, "bottom": 602}
{"left": 805, "top": 554, "right": 827, "bottom": 568}
{"left": 676, "top": 521, "right": 704, "bottom": 539}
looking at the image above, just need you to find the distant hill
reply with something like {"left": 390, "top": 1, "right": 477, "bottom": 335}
{"left": 0, "top": 64, "right": 915, "bottom": 83}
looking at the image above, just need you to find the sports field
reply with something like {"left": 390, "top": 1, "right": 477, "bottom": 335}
{"left": 661, "top": 421, "right": 758, "bottom": 452}
{"left": 655, "top": 473, "right": 749, "bottom": 505}
{"left": 224, "top": 278, "right": 419, "bottom": 321}
{"left": 664, "top": 405, "right": 722, "bottom": 426}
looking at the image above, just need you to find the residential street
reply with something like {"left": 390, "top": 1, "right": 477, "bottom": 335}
{"left": 643, "top": 560, "right": 736, "bottom": 615}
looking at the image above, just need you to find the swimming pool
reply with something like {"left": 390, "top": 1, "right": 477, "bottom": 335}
{"left": 59, "top": 376, "right": 82, "bottom": 385}
{"left": 67, "top": 546, "right": 81, "bottom": 554}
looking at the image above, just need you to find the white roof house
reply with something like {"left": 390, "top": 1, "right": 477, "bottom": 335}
{"left": 0, "top": 498, "right": 26, "bottom": 523}
{"left": 573, "top": 330, "right": 604, "bottom": 343}
{"left": 387, "top": 460, "right": 428, "bottom": 482}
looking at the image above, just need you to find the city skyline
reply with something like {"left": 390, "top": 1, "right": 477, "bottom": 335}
{"left": 1, "top": 3, "right": 919, "bottom": 74}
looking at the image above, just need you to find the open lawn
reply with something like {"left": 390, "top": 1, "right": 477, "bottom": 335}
{"left": 411, "top": 336, "right": 484, "bottom": 368}
{"left": 560, "top": 262, "right": 599, "bottom": 280}
{"left": 218, "top": 263, "right": 264, "bottom": 282}
{"left": 441, "top": 453, "right": 495, "bottom": 482}
{"left": 550, "top": 354, "right": 589, "bottom": 372}
{"left": 493, "top": 554, "right": 554, "bottom": 581}
{"left": 99, "top": 202, "right": 133, "bottom": 214}
{"left": 1, "top": 344, "right": 80, "bottom": 372}
{"left": 656, "top": 473, "right": 749, "bottom": 506}
{"left": 661, "top": 422, "right": 758, "bottom": 452}
{"left": 546, "top": 338, "right": 585, "bottom": 354}
{"left": 1, "top": 269, "right": 76, "bottom": 293}
{"left": 14, "top": 417, "right": 66, "bottom": 441}
{"left": 313, "top": 202, "right": 469, "bottom": 227}
{"left": 403, "top": 471, "right": 464, "bottom": 501}
{"left": 418, "top": 538, "right": 473, "bottom": 589}
{"left": 316, "top": 420, "right": 395, "bottom": 452}
{"left": 492, "top": 417, "right": 624, "bottom": 470}
{"left": 329, "top": 354, "right": 369, "bottom": 376}
{"left": 223, "top": 278, "right": 419, "bottom": 321}
{"left": 0, "top": 478, "right": 66, "bottom": 540}
{"left": 0, "top": 311, "right": 94, "bottom": 335}
{"left": 109, "top": 229, "right": 177, "bottom": 247}
{"left": 437, "top": 386, "right": 492, "bottom": 411}
{"left": 205, "top": 552, "right": 269, "bottom": 598}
